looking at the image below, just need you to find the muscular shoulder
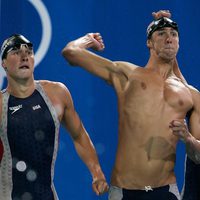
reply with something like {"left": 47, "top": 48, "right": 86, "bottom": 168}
{"left": 40, "top": 80, "right": 70, "bottom": 95}
{"left": 188, "top": 85, "right": 199, "bottom": 92}
{"left": 188, "top": 85, "right": 199, "bottom": 98}
{"left": 110, "top": 61, "right": 140, "bottom": 91}
{"left": 39, "top": 80, "right": 72, "bottom": 105}
{"left": 187, "top": 85, "right": 200, "bottom": 110}
{"left": 114, "top": 61, "right": 139, "bottom": 79}
{"left": 39, "top": 80, "right": 73, "bottom": 121}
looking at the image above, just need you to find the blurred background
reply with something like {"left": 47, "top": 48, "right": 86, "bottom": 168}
{"left": 1, "top": 0, "right": 200, "bottom": 199}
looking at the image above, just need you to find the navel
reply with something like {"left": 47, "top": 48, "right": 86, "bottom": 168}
{"left": 141, "top": 82, "right": 147, "bottom": 90}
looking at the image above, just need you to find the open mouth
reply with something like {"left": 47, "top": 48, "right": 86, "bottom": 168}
{"left": 19, "top": 65, "right": 29, "bottom": 69}
{"left": 164, "top": 47, "right": 174, "bottom": 51}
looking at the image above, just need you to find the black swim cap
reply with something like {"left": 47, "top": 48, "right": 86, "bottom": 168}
{"left": 147, "top": 17, "right": 179, "bottom": 39}
{"left": 1, "top": 34, "right": 33, "bottom": 60}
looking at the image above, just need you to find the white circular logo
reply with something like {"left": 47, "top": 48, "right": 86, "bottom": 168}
{"left": 0, "top": 0, "right": 52, "bottom": 89}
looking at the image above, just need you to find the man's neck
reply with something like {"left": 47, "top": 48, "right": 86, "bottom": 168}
{"left": 145, "top": 56, "right": 175, "bottom": 79}
{"left": 6, "top": 78, "right": 35, "bottom": 98}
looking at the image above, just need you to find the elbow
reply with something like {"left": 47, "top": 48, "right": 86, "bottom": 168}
{"left": 61, "top": 46, "right": 72, "bottom": 57}
{"left": 61, "top": 46, "right": 77, "bottom": 66}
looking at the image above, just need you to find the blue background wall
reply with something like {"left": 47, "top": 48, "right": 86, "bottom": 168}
{"left": 1, "top": 1, "right": 200, "bottom": 199}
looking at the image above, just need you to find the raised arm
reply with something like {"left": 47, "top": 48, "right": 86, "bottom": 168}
{"left": 62, "top": 33, "right": 134, "bottom": 84}
{"left": 62, "top": 33, "right": 116, "bottom": 82}
{"left": 59, "top": 83, "right": 109, "bottom": 195}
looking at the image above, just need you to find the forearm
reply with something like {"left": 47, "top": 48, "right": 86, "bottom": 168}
{"left": 185, "top": 135, "right": 200, "bottom": 164}
{"left": 73, "top": 131, "right": 106, "bottom": 181}
{"left": 64, "top": 35, "right": 95, "bottom": 50}
{"left": 62, "top": 33, "right": 103, "bottom": 65}
{"left": 170, "top": 119, "right": 200, "bottom": 164}
{"left": 62, "top": 44, "right": 102, "bottom": 68}
{"left": 62, "top": 38, "right": 115, "bottom": 82}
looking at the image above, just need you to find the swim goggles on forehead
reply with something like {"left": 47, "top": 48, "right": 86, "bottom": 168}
{"left": 1, "top": 34, "right": 33, "bottom": 60}
{"left": 147, "top": 17, "right": 179, "bottom": 39}
{"left": 6, "top": 43, "right": 33, "bottom": 54}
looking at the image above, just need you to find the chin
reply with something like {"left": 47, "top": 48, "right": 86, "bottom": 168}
{"left": 160, "top": 52, "right": 176, "bottom": 61}
{"left": 17, "top": 74, "right": 33, "bottom": 81}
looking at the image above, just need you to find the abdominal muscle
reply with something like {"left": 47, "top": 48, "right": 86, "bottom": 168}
{"left": 110, "top": 114, "right": 179, "bottom": 189}
{"left": 111, "top": 140, "right": 176, "bottom": 189}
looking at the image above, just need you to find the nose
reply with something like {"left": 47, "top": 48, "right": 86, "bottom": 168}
{"left": 21, "top": 51, "right": 29, "bottom": 62}
{"left": 22, "top": 55, "right": 28, "bottom": 62}
{"left": 22, "top": 56, "right": 28, "bottom": 62}
{"left": 166, "top": 33, "right": 173, "bottom": 44}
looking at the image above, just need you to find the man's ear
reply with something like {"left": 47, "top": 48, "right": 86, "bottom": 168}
{"left": 146, "top": 39, "right": 152, "bottom": 48}
{"left": 1, "top": 60, "right": 7, "bottom": 71}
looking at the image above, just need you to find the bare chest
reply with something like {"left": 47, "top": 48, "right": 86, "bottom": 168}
{"left": 163, "top": 78, "right": 193, "bottom": 112}
{"left": 122, "top": 72, "right": 193, "bottom": 114}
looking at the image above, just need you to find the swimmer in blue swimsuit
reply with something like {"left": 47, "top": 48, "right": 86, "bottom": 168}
{"left": 0, "top": 34, "right": 109, "bottom": 200}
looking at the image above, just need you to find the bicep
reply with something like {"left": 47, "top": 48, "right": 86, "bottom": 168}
{"left": 63, "top": 47, "right": 134, "bottom": 83}
{"left": 189, "top": 110, "right": 200, "bottom": 140}
{"left": 188, "top": 89, "right": 200, "bottom": 140}
{"left": 63, "top": 47, "right": 114, "bottom": 81}
{"left": 61, "top": 90, "right": 84, "bottom": 139}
